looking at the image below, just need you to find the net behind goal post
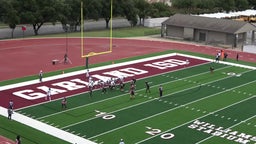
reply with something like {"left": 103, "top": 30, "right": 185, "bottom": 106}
{"left": 80, "top": 0, "right": 113, "bottom": 63}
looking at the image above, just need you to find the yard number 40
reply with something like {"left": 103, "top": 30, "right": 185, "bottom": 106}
{"left": 146, "top": 126, "right": 175, "bottom": 140}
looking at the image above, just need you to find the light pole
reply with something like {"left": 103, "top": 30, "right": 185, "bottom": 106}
{"left": 64, "top": 24, "right": 70, "bottom": 54}
{"left": 63, "top": 24, "right": 72, "bottom": 64}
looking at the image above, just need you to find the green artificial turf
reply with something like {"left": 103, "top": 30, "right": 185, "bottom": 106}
{"left": 17, "top": 60, "right": 256, "bottom": 143}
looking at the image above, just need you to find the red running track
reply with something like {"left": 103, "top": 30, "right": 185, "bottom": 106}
{"left": 0, "top": 37, "right": 255, "bottom": 81}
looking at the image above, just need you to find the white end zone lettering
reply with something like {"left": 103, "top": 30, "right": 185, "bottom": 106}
{"left": 12, "top": 80, "right": 86, "bottom": 100}
{"left": 13, "top": 89, "right": 46, "bottom": 100}
{"left": 144, "top": 59, "right": 187, "bottom": 70}
{"left": 70, "top": 78, "right": 89, "bottom": 85}
{"left": 52, "top": 81, "right": 86, "bottom": 90}
{"left": 91, "top": 74, "right": 113, "bottom": 83}
{"left": 12, "top": 86, "right": 67, "bottom": 100}
{"left": 4, "top": 54, "right": 210, "bottom": 106}
{"left": 37, "top": 86, "right": 67, "bottom": 95}
{"left": 119, "top": 68, "right": 148, "bottom": 75}
{"left": 103, "top": 70, "right": 134, "bottom": 78}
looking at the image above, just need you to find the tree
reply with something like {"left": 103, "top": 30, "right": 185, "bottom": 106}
{"left": 214, "top": 0, "right": 235, "bottom": 12}
{"left": 60, "top": 0, "right": 80, "bottom": 32}
{"left": 222, "top": 0, "right": 235, "bottom": 12}
{"left": 234, "top": 0, "right": 249, "bottom": 10}
{"left": 120, "top": 0, "right": 138, "bottom": 27}
{"left": 194, "top": 0, "right": 215, "bottom": 10}
{"left": 16, "top": 0, "right": 65, "bottom": 35}
{"left": 149, "top": 2, "right": 172, "bottom": 17}
{"left": 0, "top": 0, "right": 9, "bottom": 22}
{"left": 100, "top": 0, "right": 122, "bottom": 29}
{"left": 134, "top": 0, "right": 150, "bottom": 26}
{"left": 248, "top": 0, "right": 256, "bottom": 9}
{"left": 172, "top": 0, "right": 195, "bottom": 13}
{"left": 6, "top": 10, "right": 20, "bottom": 38}
{"left": 0, "top": 0, "right": 20, "bottom": 38}
{"left": 84, "top": 0, "right": 102, "bottom": 20}
{"left": 100, "top": 0, "right": 112, "bottom": 29}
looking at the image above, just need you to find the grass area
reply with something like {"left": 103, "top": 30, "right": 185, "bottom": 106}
{"left": 0, "top": 116, "right": 70, "bottom": 144}
{"left": 0, "top": 22, "right": 8, "bottom": 28}
{"left": 31, "top": 26, "right": 161, "bottom": 38}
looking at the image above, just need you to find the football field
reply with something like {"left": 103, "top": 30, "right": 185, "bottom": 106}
{"left": 1, "top": 53, "right": 256, "bottom": 144}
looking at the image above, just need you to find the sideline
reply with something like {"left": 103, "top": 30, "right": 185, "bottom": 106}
{"left": 177, "top": 53, "right": 256, "bottom": 70}
{"left": 0, "top": 106, "right": 96, "bottom": 144}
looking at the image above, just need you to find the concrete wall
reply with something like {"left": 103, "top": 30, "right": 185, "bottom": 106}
{"left": 207, "top": 31, "right": 226, "bottom": 44}
{"left": 226, "top": 34, "right": 235, "bottom": 45}
{"left": 183, "top": 27, "right": 194, "bottom": 40}
{"left": 194, "top": 29, "right": 208, "bottom": 42}
{"left": 144, "top": 17, "right": 169, "bottom": 27}
{"left": 243, "top": 45, "right": 256, "bottom": 54}
{"left": 166, "top": 25, "right": 183, "bottom": 38}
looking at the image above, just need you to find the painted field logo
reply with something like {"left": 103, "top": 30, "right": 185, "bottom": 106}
{"left": 225, "top": 72, "right": 242, "bottom": 77}
{"left": 1, "top": 54, "right": 210, "bottom": 109}
{"left": 12, "top": 67, "right": 148, "bottom": 100}
{"left": 11, "top": 58, "right": 192, "bottom": 101}
{"left": 188, "top": 120, "right": 256, "bottom": 144}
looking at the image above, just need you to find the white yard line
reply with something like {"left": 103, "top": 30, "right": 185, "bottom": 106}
{"left": 60, "top": 66, "right": 239, "bottom": 129}
{"left": 195, "top": 115, "right": 256, "bottom": 144}
{"left": 135, "top": 95, "right": 256, "bottom": 144}
{"left": 88, "top": 77, "right": 256, "bottom": 140}
{"left": 37, "top": 63, "right": 227, "bottom": 120}
{"left": 17, "top": 54, "right": 212, "bottom": 111}
{"left": 177, "top": 53, "right": 256, "bottom": 70}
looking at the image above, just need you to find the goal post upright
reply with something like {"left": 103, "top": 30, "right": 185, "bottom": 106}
{"left": 109, "top": 0, "right": 113, "bottom": 52}
{"left": 80, "top": 0, "right": 84, "bottom": 58}
{"left": 80, "top": 0, "right": 113, "bottom": 61}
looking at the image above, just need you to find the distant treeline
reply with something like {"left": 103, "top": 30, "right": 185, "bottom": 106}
{"left": 0, "top": 0, "right": 255, "bottom": 37}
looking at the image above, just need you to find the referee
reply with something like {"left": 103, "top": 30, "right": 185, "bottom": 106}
{"left": 159, "top": 85, "right": 163, "bottom": 98}
{"left": 145, "top": 81, "right": 150, "bottom": 93}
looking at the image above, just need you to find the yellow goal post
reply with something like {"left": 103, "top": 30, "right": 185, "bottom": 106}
{"left": 80, "top": 0, "right": 113, "bottom": 58}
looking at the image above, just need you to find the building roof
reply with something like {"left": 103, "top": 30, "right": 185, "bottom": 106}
{"left": 162, "top": 14, "right": 256, "bottom": 34}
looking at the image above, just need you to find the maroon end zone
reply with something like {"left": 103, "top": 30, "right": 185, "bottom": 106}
{"left": 0, "top": 136, "right": 15, "bottom": 144}
{"left": 0, "top": 55, "right": 209, "bottom": 109}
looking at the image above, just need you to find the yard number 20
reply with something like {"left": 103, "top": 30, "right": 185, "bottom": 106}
{"left": 146, "top": 127, "right": 175, "bottom": 140}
